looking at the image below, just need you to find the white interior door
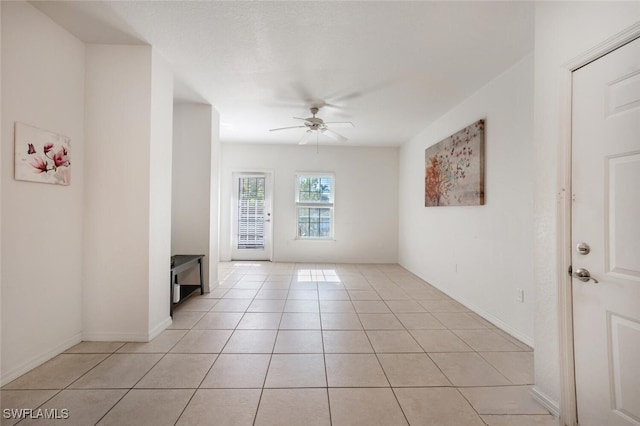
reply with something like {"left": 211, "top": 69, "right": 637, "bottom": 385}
{"left": 231, "top": 172, "right": 273, "bottom": 261}
{"left": 571, "top": 37, "right": 640, "bottom": 426}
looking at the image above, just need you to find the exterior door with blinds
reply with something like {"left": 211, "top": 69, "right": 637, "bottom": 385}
{"left": 231, "top": 172, "right": 273, "bottom": 261}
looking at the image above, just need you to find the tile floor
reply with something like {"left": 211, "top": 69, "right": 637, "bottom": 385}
{"left": 1, "top": 262, "right": 558, "bottom": 425}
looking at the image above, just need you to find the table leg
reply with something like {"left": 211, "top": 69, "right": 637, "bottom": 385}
{"left": 198, "top": 258, "right": 204, "bottom": 295}
{"left": 170, "top": 271, "right": 175, "bottom": 317}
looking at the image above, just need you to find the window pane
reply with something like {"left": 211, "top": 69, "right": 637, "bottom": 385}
{"left": 320, "top": 178, "right": 331, "bottom": 201}
{"left": 298, "top": 175, "right": 333, "bottom": 204}
{"left": 298, "top": 222, "right": 308, "bottom": 237}
{"left": 310, "top": 177, "right": 319, "bottom": 191}
{"left": 300, "top": 191, "right": 311, "bottom": 202}
{"left": 320, "top": 222, "right": 330, "bottom": 237}
{"left": 297, "top": 206, "right": 331, "bottom": 238}
{"left": 301, "top": 177, "right": 310, "bottom": 191}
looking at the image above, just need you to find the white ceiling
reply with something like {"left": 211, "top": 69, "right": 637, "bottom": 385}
{"left": 33, "top": 1, "right": 534, "bottom": 147}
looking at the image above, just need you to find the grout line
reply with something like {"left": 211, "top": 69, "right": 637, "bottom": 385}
{"left": 8, "top": 262, "right": 540, "bottom": 425}
{"left": 63, "top": 352, "right": 120, "bottom": 389}
{"left": 177, "top": 267, "right": 260, "bottom": 425}
{"left": 319, "top": 307, "right": 333, "bottom": 426}
{"left": 362, "top": 270, "right": 412, "bottom": 426}
{"left": 250, "top": 268, "right": 292, "bottom": 426}
{"left": 13, "top": 389, "right": 65, "bottom": 425}
{"left": 171, "top": 389, "right": 198, "bottom": 426}
{"left": 92, "top": 389, "right": 131, "bottom": 425}
{"left": 456, "top": 386, "right": 489, "bottom": 424}
{"left": 66, "top": 347, "right": 157, "bottom": 425}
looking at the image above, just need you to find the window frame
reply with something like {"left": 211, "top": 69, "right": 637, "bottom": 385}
{"left": 295, "top": 173, "right": 335, "bottom": 240}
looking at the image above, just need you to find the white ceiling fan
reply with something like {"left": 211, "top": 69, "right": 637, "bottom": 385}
{"left": 269, "top": 107, "right": 354, "bottom": 145}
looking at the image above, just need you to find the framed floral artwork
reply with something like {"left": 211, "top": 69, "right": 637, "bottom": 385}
{"left": 425, "top": 119, "right": 484, "bottom": 206}
{"left": 14, "top": 122, "right": 71, "bottom": 186}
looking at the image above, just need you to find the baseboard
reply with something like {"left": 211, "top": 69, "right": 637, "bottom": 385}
{"left": 531, "top": 386, "right": 561, "bottom": 417}
{"left": 398, "top": 264, "right": 534, "bottom": 347}
{"left": 1, "top": 332, "right": 82, "bottom": 386}
{"left": 282, "top": 258, "right": 397, "bottom": 264}
{"left": 205, "top": 280, "right": 219, "bottom": 293}
{"left": 81, "top": 330, "right": 149, "bottom": 342}
{"left": 82, "top": 316, "right": 173, "bottom": 343}
{"left": 148, "top": 316, "right": 172, "bottom": 340}
{"left": 224, "top": 258, "right": 398, "bottom": 264}
{"left": 453, "top": 296, "right": 534, "bottom": 348}
{"left": 2, "top": 317, "right": 173, "bottom": 386}
{"left": 397, "top": 276, "right": 535, "bottom": 346}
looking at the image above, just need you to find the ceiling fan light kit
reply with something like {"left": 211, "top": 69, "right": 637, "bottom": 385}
{"left": 269, "top": 107, "right": 354, "bottom": 144}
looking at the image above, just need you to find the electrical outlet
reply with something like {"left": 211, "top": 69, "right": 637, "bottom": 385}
{"left": 516, "top": 288, "right": 524, "bottom": 303}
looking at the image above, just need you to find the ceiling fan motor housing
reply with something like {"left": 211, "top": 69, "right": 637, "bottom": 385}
{"left": 306, "top": 119, "right": 324, "bottom": 130}
{"left": 305, "top": 108, "right": 325, "bottom": 130}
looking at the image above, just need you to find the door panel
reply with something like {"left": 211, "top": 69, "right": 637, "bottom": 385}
{"left": 231, "top": 173, "right": 272, "bottom": 261}
{"left": 572, "top": 37, "right": 640, "bottom": 426}
{"left": 606, "top": 153, "right": 640, "bottom": 278}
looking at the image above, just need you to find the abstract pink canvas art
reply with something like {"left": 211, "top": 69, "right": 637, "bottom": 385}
{"left": 14, "top": 122, "right": 71, "bottom": 186}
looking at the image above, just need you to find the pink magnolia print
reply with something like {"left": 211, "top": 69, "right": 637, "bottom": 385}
{"left": 15, "top": 122, "right": 71, "bottom": 185}
{"left": 425, "top": 119, "right": 484, "bottom": 207}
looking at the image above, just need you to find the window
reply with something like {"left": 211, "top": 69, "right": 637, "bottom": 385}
{"left": 296, "top": 174, "right": 334, "bottom": 238}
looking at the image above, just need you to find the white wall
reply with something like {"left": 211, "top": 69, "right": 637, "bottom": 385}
{"left": 398, "top": 54, "right": 534, "bottom": 345}
{"left": 532, "top": 2, "right": 640, "bottom": 413}
{"left": 84, "top": 44, "right": 173, "bottom": 341}
{"left": 0, "top": 0, "right": 3, "bottom": 384}
{"left": 1, "top": 1, "right": 85, "bottom": 383}
{"left": 209, "top": 108, "right": 221, "bottom": 286}
{"left": 172, "top": 104, "right": 212, "bottom": 288}
{"left": 220, "top": 144, "right": 398, "bottom": 263}
{"left": 148, "top": 51, "right": 174, "bottom": 335}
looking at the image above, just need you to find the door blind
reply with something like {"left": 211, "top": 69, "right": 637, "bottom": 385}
{"left": 237, "top": 177, "right": 265, "bottom": 249}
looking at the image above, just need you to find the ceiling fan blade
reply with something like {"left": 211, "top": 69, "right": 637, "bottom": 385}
{"left": 324, "top": 121, "right": 354, "bottom": 128}
{"left": 322, "top": 129, "right": 348, "bottom": 143}
{"left": 324, "top": 80, "right": 393, "bottom": 103}
{"left": 293, "top": 117, "right": 311, "bottom": 122}
{"left": 292, "top": 81, "right": 315, "bottom": 104}
{"left": 330, "top": 90, "right": 363, "bottom": 103}
{"left": 298, "top": 131, "right": 313, "bottom": 145}
{"left": 269, "top": 125, "right": 307, "bottom": 132}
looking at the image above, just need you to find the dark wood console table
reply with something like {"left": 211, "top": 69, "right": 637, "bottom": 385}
{"left": 170, "top": 254, "right": 204, "bottom": 316}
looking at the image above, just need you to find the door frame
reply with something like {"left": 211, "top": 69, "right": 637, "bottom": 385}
{"left": 557, "top": 22, "right": 640, "bottom": 426}
{"left": 230, "top": 169, "right": 275, "bottom": 261}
